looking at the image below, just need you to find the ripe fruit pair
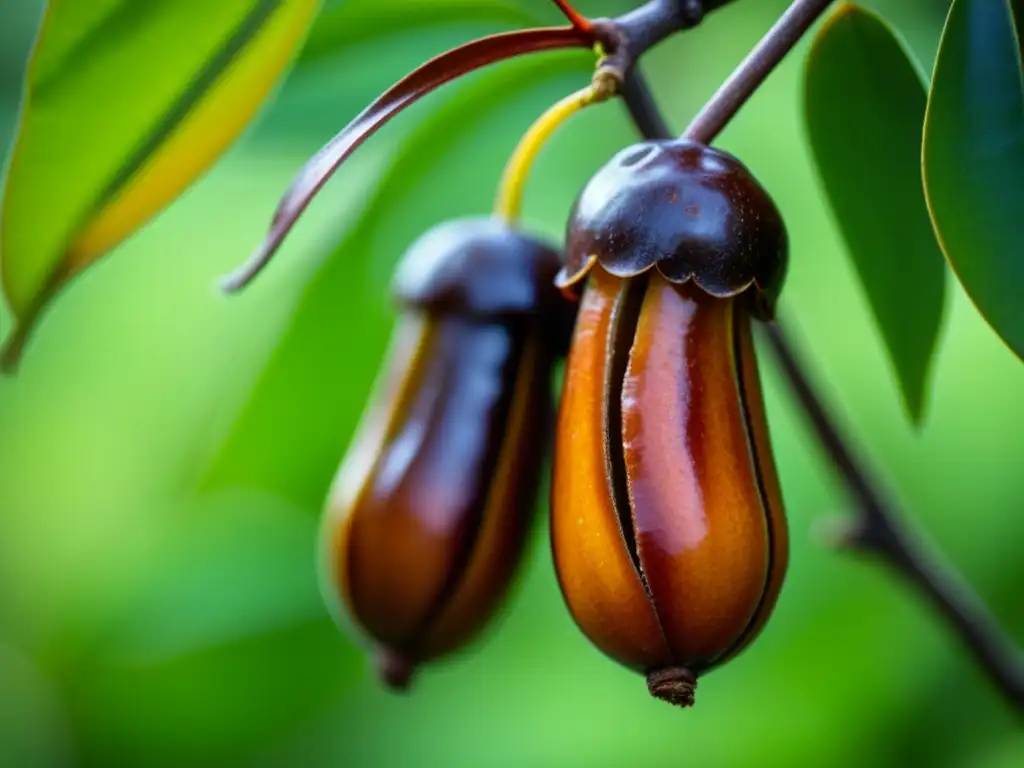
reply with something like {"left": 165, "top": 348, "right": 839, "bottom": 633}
{"left": 320, "top": 138, "right": 789, "bottom": 707}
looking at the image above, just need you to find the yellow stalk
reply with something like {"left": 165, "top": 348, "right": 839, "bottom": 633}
{"left": 494, "top": 72, "right": 616, "bottom": 222}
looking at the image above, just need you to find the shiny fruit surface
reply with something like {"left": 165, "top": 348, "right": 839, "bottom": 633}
{"left": 558, "top": 139, "right": 786, "bottom": 320}
{"left": 551, "top": 265, "right": 787, "bottom": 706}
{"left": 321, "top": 218, "right": 567, "bottom": 688}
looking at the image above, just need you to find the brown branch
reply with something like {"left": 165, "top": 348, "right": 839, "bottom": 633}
{"left": 683, "top": 0, "right": 835, "bottom": 143}
{"left": 618, "top": 0, "right": 835, "bottom": 146}
{"left": 590, "top": 0, "right": 738, "bottom": 83}
{"left": 761, "top": 322, "right": 1024, "bottom": 710}
{"left": 621, "top": 67, "right": 672, "bottom": 140}
{"left": 615, "top": 0, "right": 1024, "bottom": 712}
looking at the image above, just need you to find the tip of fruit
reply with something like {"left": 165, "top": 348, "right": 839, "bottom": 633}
{"left": 646, "top": 667, "right": 697, "bottom": 708}
{"left": 375, "top": 647, "right": 416, "bottom": 692}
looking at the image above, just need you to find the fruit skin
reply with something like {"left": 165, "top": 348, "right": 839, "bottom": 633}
{"left": 550, "top": 143, "right": 788, "bottom": 707}
{"left": 558, "top": 139, "right": 787, "bottom": 319}
{"left": 320, "top": 217, "right": 569, "bottom": 688}
{"left": 392, "top": 218, "right": 567, "bottom": 317}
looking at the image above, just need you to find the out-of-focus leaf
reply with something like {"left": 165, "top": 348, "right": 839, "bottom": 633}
{"left": 0, "top": 643, "right": 71, "bottom": 767}
{"left": 203, "top": 54, "right": 596, "bottom": 510}
{"left": 975, "top": 733, "right": 1024, "bottom": 768}
{"left": 59, "top": 489, "right": 356, "bottom": 766}
{"left": 0, "top": 0, "right": 321, "bottom": 372}
{"left": 804, "top": 4, "right": 946, "bottom": 422}
{"left": 104, "top": 490, "right": 325, "bottom": 662}
{"left": 300, "top": 0, "right": 544, "bottom": 62}
{"left": 70, "top": 620, "right": 354, "bottom": 767}
{"left": 923, "top": 0, "right": 1024, "bottom": 362}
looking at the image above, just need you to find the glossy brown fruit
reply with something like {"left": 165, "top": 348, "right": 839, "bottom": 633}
{"left": 321, "top": 218, "right": 570, "bottom": 689}
{"left": 558, "top": 138, "right": 787, "bottom": 320}
{"left": 551, "top": 143, "right": 788, "bottom": 707}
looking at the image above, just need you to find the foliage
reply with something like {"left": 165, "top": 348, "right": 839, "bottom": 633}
{"left": 923, "top": 0, "right": 1024, "bottom": 363}
{"left": 1, "top": 0, "right": 1023, "bottom": 765}
{"left": 803, "top": 4, "right": 945, "bottom": 423}
{"left": 0, "top": 0, "right": 320, "bottom": 369}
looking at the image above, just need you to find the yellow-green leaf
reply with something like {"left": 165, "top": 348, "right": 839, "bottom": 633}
{"left": 804, "top": 4, "right": 947, "bottom": 423}
{"left": 0, "top": 0, "right": 320, "bottom": 372}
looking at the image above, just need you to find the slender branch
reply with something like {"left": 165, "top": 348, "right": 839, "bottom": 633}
{"left": 591, "top": 0, "right": 738, "bottom": 82}
{"left": 618, "top": 0, "right": 834, "bottom": 146}
{"left": 621, "top": 68, "right": 672, "bottom": 140}
{"left": 761, "top": 322, "right": 1024, "bottom": 710}
{"left": 614, "top": 0, "right": 1024, "bottom": 712}
{"left": 683, "top": 0, "right": 835, "bottom": 143}
{"left": 611, "top": 0, "right": 699, "bottom": 54}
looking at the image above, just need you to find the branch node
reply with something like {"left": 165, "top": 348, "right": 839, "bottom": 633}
{"left": 676, "top": 0, "right": 704, "bottom": 26}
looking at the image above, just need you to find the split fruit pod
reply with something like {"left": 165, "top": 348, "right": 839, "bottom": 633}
{"left": 320, "top": 217, "right": 572, "bottom": 690}
{"left": 551, "top": 139, "right": 789, "bottom": 707}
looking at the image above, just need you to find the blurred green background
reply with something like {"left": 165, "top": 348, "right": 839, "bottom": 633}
{"left": 1, "top": 1, "right": 1022, "bottom": 765}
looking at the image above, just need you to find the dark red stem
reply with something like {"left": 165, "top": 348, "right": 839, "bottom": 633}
{"left": 550, "top": 0, "right": 592, "bottom": 31}
{"left": 222, "top": 26, "right": 592, "bottom": 291}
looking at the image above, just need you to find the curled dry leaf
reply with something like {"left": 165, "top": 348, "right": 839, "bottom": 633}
{"left": 220, "top": 25, "right": 594, "bottom": 292}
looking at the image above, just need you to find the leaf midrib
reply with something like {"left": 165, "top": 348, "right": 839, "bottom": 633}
{"left": 85, "top": 0, "right": 283, "bottom": 220}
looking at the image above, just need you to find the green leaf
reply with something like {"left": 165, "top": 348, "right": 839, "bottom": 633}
{"left": 804, "top": 4, "right": 947, "bottom": 423}
{"left": 0, "top": 0, "right": 321, "bottom": 372}
{"left": 202, "top": 53, "right": 602, "bottom": 510}
{"left": 923, "top": 0, "right": 1024, "bottom": 362}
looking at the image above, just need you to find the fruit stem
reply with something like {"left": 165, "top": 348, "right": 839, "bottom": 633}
{"left": 646, "top": 667, "right": 697, "bottom": 708}
{"left": 375, "top": 647, "right": 416, "bottom": 691}
{"left": 494, "top": 73, "right": 617, "bottom": 223}
{"left": 550, "top": 0, "right": 591, "bottom": 32}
